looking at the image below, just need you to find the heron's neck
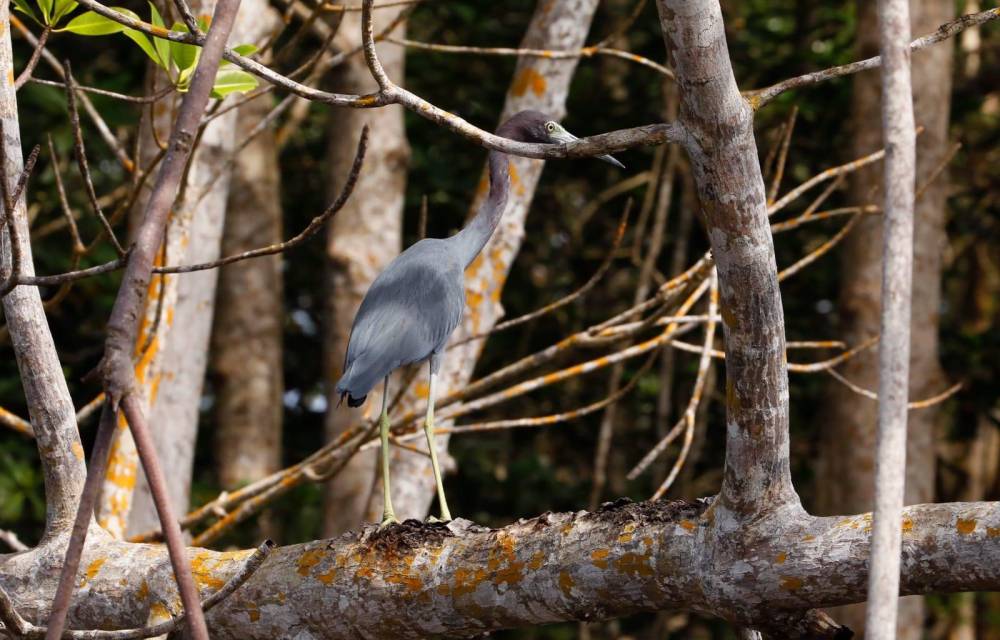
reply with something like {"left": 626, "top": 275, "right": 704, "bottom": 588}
{"left": 452, "top": 148, "right": 510, "bottom": 268}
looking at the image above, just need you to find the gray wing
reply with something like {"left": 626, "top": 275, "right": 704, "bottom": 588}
{"left": 338, "top": 240, "right": 464, "bottom": 399}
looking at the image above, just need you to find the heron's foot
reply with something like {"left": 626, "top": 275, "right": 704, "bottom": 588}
{"left": 424, "top": 515, "right": 451, "bottom": 524}
{"left": 379, "top": 513, "right": 399, "bottom": 530}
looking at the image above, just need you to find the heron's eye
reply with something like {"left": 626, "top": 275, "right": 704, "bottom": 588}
{"left": 546, "top": 122, "right": 556, "bottom": 133}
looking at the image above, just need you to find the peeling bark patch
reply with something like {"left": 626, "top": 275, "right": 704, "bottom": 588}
{"left": 589, "top": 497, "right": 705, "bottom": 526}
{"left": 956, "top": 518, "right": 977, "bottom": 535}
{"left": 365, "top": 518, "right": 454, "bottom": 553}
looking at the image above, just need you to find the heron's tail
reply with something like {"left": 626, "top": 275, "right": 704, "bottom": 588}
{"left": 338, "top": 391, "right": 367, "bottom": 408}
{"left": 335, "top": 362, "right": 371, "bottom": 409}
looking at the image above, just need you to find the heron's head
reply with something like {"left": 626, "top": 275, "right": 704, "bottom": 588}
{"left": 500, "top": 110, "right": 625, "bottom": 169}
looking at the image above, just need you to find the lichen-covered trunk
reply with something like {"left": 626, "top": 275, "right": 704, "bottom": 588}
{"left": 0, "top": 0, "right": 86, "bottom": 539}
{"left": 211, "top": 22, "right": 284, "bottom": 499}
{"left": 817, "top": 0, "right": 952, "bottom": 634}
{"left": 97, "top": 1, "right": 271, "bottom": 538}
{"left": 3, "top": 500, "right": 1000, "bottom": 639}
{"left": 361, "top": 0, "right": 602, "bottom": 524}
{"left": 322, "top": 3, "right": 410, "bottom": 536}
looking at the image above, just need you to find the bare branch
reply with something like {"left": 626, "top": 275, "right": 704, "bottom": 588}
{"left": 749, "top": 8, "right": 1000, "bottom": 108}
{"left": 387, "top": 36, "right": 674, "bottom": 78}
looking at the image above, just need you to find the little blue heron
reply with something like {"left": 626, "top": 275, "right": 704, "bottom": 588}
{"left": 336, "top": 110, "right": 623, "bottom": 527}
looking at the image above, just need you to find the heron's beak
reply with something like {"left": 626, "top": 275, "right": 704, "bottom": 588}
{"left": 551, "top": 127, "right": 625, "bottom": 169}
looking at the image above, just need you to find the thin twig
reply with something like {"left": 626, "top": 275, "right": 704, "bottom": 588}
{"left": 628, "top": 270, "right": 718, "bottom": 482}
{"left": 13, "top": 25, "right": 50, "bottom": 90}
{"left": 767, "top": 106, "right": 797, "bottom": 204}
{"left": 826, "top": 369, "right": 963, "bottom": 410}
{"left": 0, "top": 528, "right": 28, "bottom": 552}
{"left": 748, "top": 8, "right": 1000, "bottom": 107}
{"left": 0, "top": 130, "right": 40, "bottom": 297}
{"left": 0, "top": 405, "right": 33, "bottom": 436}
{"left": 388, "top": 37, "right": 674, "bottom": 78}
{"left": 28, "top": 78, "right": 175, "bottom": 104}
{"left": 649, "top": 272, "right": 718, "bottom": 499}
{"left": 63, "top": 61, "right": 127, "bottom": 257}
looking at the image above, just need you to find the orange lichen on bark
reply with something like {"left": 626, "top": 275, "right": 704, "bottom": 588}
{"left": 618, "top": 523, "right": 637, "bottom": 543}
{"left": 956, "top": 518, "right": 977, "bottom": 535}
{"left": 190, "top": 551, "right": 227, "bottom": 591}
{"left": 780, "top": 576, "right": 803, "bottom": 591}
{"left": 297, "top": 548, "right": 326, "bottom": 577}
{"left": 510, "top": 68, "right": 547, "bottom": 97}
{"left": 775, "top": 552, "right": 787, "bottom": 564}
{"left": 615, "top": 551, "right": 654, "bottom": 577}
{"left": 987, "top": 527, "right": 1000, "bottom": 538}
{"left": 590, "top": 548, "right": 610, "bottom": 569}
{"left": 82, "top": 557, "right": 106, "bottom": 585}
{"left": 558, "top": 571, "right": 575, "bottom": 597}
{"left": 679, "top": 519, "right": 697, "bottom": 532}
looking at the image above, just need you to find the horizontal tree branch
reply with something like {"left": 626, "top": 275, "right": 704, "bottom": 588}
{"left": 70, "top": 0, "right": 685, "bottom": 160}
{"left": 748, "top": 7, "right": 1000, "bottom": 108}
{"left": 2, "top": 500, "right": 998, "bottom": 638}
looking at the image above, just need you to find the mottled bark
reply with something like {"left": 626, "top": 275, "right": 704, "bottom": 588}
{"left": 0, "top": 0, "right": 86, "bottom": 539}
{"left": 658, "top": 0, "right": 797, "bottom": 517}
{"left": 866, "top": 0, "right": 917, "bottom": 635}
{"left": 322, "top": 2, "right": 409, "bottom": 536}
{"left": 3, "top": 500, "right": 999, "bottom": 638}
{"left": 817, "top": 0, "right": 952, "bottom": 634}
{"left": 211, "top": 6, "right": 284, "bottom": 495}
{"left": 362, "top": 0, "right": 602, "bottom": 524}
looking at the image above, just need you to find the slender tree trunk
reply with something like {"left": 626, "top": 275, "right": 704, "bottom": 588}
{"left": 0, "top": 0, "right": 86, "bottom": 539}
{"left": 96, "top": 1, "right": 272, "bottom": 538}
{"left": 817, "top": 0, "right": 952, "bottom": 634}
{"left": 322, "top": 3, "right": 410, "bottom": 536}
{"left": 211, "top": 6, "right": 284, "bottom": 503}
{"left": 360, "top": 0, "right": 602, "bottom": 523}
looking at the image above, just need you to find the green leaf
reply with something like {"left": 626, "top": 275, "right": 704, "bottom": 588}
{"left": 59, "top": 10, "right": 124, "bottom": 35}
{"left": 219, "top": 42, "right": 258, "bottom": 68}
{"left": 122, "top": 28, "right": 164, "bottom": 68}
{"left": 36, "top": 0, "right": 52, "bottom": 24}
{"left": 51, "top": 0, "right": 77, "bottom": 23}
{"left": 169, "top": 21, "right": 199, "bottom": 75}
{"left": 148, "top": 2, "right": 170, "bottom": 76}
{"left": 210, "top": 69, "right": 258, "bottom": 98}
{"left": 11, "top": 0, "right": 41, "bottom": 25}
{"left": 233, "top": 43, "right": 257, "bottom": 56}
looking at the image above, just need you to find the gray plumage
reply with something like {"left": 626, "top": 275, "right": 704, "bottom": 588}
{"left": 335, "top": 110, "right": 622, "bottom": 408}
{"left": 337, "top": 238, "right": 465, "bottom": 406}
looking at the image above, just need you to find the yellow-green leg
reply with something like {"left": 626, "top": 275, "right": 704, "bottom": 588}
{"left": 378, "top": 376, "right": 397, "bottom": 528}
{"left": 424, "top": 366, "right": 452, "bottom": 522}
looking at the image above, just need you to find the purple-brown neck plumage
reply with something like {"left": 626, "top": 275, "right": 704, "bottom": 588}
{"left": 450, "top": 113, "right": 540, "bottom": 268}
